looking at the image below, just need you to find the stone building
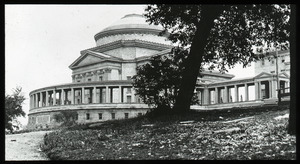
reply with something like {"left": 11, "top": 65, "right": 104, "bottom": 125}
{"left": 27, "top": 14, "right": 290, "bottom": 129}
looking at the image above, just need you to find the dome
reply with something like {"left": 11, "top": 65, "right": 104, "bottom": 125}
{"left": 94, "top": 14, "right": 165, "bottom": 41}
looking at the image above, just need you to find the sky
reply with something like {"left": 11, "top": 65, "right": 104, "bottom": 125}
{"left": 5, "top": 5, "right": 254, "bottom": 127}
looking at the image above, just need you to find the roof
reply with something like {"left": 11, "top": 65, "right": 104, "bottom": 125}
{"left": 94, "top": 14, "right": 165, "bottom": 41}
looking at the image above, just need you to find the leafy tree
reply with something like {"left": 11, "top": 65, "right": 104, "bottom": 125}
{"left": 133, "top": 48, "right": 199, "bottom": 113}
{"left": 53, "top": 110, "right": 78, "bottom": 127}
{"left": 5, "top": 87, "right": 26, "bottom": 132}
{"left": 144, "top": 4, "right": 290, "bottom": 113}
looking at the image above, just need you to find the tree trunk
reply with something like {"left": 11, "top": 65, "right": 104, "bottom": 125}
{"left": 288, "top": 5, "right": 296, "bottom": 135}
{"left": 173, "top": 5, "right": 226, "bottom": 113}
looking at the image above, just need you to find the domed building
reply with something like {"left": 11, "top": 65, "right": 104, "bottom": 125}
{"left": 27, "top": 14, "right": 290, "bottom": 129}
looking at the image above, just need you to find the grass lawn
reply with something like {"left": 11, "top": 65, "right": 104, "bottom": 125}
{"left": 41, "top": 105, "right": 296, "bottom": 160}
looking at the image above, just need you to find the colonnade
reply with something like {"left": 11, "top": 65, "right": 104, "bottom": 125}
{"left": 196, "top": 79, "right": 289, "bottom": 105}
{"left": 29, "top": 85, "right": 138, "bottom": 109}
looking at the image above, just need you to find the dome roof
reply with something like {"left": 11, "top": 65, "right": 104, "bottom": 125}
{"left": 94, "top": 14, "right": 164, "bottom": 41}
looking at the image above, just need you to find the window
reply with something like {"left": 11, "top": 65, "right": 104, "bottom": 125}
{"left": 88, "top": 78, "right": 91, "bottom": 81}
{"left": 77, "top": 80, "right": 81, "bottom": 82}
{"left": 98, "top": 113, "right": 102, "bottom": 120}
{"left": 261, "top": 60, "right": 265, "bottom": 66}
{"left": 111, "top": 113, "right": 115, "bottom": 119}
{"left": 281, "top": 69, "right": 285, "bottom": 72}
{"left": 270, "top": 71, "right": 275, "bottom": 74}
{"left": 282, "top": 59, "right": 285, "bottom": 63}
{"left": 99, "top": 76, "right": 103, "bottom": 81}
{"left": 124, "top": 113, "right": 129, "bottom": 119}
{"left": 86, "top": 113, "right": 90, "bottom": 120}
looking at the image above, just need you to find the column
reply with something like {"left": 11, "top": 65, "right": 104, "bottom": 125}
{"left": 214, "top": 87, "right": 218, "bottom": 104}
{"left": 40, "top": 92, "right": 43, "bottom": 107}
{"left": 106, "top": 86, "right": 110, "bottom": 103}
{"left": 53, "top": 90, "right": 56, "bottom": 105}
{"left": 46, "top": 91, "right": 49, "bottom": 106}
{"left": 224, "top": 86, "right": 228, "bottom": 103}
{"left": 93, "top": 87, "right": 97, "bottom": 103}
{"left": 203, "top": 87, "right": 209, "bottom": 105}
{"left": 71, "top": 88, "right": 74, "bottom": 104}
{"left": 258, "top": 81, "right": 262, "bottom": 99}
{"left": 245, "top": 83, "right": 249, "bottom": 101}
{"left": 131, "top": 87, "right": 135, "bottom": 103}
{"left": 255, "top": 82, "right": 259, "bottom": 100}
{"left": 268, "top": 80, "right": 272, "bottom": 99}
{"left": 271, "top": 80, "right": 277, "bottom": 98}
{"left": 119, "top": 86, "right": 122, "bottom": 103}
{"left": 82, "top": 87, "right": 85, "bottom": 104}
{"left": 61, "top": 89, "right": 65, "bottom": 105}
{"left": 35, "top": 94, "right": 38, "bottom": 108}
{"left": 234, "top": 85, "right": 238, "bottom": 102}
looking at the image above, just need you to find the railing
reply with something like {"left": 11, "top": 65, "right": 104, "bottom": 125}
{"left": 278, "top": 87, "right": 290, "bottom": 103}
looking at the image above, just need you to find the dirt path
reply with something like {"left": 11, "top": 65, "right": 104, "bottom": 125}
{"left": 5, "top": 130, "right": 53, "bottom": 161}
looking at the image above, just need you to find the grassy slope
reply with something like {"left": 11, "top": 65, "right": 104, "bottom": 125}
{"left": 41, "top": 105, "right": 296, "bottom": 160}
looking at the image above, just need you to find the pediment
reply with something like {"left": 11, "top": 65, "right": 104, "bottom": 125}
{"left": 278, "top": 72, "right": 290, "bottom": 78}
{"left": 254, "top": 72, "right": 273, "bottom": 79}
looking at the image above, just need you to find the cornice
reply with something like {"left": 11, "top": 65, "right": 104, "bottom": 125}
{"left": 80, "top": 39, "right": 173, "bottom": 55}
{"left": 94, "top": 27, "right": 165, "bottom": 41}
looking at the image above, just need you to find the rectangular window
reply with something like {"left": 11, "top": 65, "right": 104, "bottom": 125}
{"left": 282, "top": 59, "right": 285, "bottom": 63}
{"left": 88, "top": 78, "right": 91, "bottom": 81}
{"left": 98, "top": 113, "right": 102, "bottom": 120}
{"left": 270, "top": 71, "right": 275, "bottom": 74}
{"left": 111, "top": 113, "right": 115, "bottom": 119}
{"left": 77, "top": 80, "right": 81, "bottom": 82}
{"left": 99, "top": 76, "right": 103, "bottom": 81}
{"left": 124, "top": 113, "right": 129, "bottom": 119}
{"left": 86, "top": 113, "right": 90, "bottom": 120}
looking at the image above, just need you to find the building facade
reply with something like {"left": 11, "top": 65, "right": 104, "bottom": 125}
{"left": 27, "top": 14, "right": 290, "bottom": 129}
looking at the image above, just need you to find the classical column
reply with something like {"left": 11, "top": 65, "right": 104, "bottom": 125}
{"left": 224, "top": 86, "right": 228, "bottom": 103}
{"left": 53, "top": 90, "right": 56, "bottom": 105}
{"left": 106, "top": 86, "right": 110, "bottom": 103}
{"left": 271, "top": 80, "right": 277, "bottom": 98}
{"left": 131, "top": 87, "right": 135, "bottom": 103}
{"left": 40, "top": 92, "right": 43, "bottom": 107}
{"left": 93, "top": 87, "right": 97, "bottom": 103}
{"left": 61, "top": 89, "right": 65, "bottom": 105}
{"left": 255, "top": 82, "right": 259, "bottom": 100}
{"left": 245, "top": 83, "right": 249, "bottom": 101}
{"left": 46, "top": 91, "right": 49, "bottom": 106}
{"left": 203, "top": 87, "right": 209, "bottom": 105}
{"left": 234, "top": 85, "right": 238, "bottom": 102}
{"left": 214, "top": 87, "right": 218, "bottom": 104}
{"left": 71, "top": 88, "right": 74, "bottom": 104}
{"left": 268, "top": 80, "right": 272, "bottom": 99}
{"left": 82, "top": 87, "right": 85, "bottom": 104}
{"left": 258, "top": 81, "right": 262, "bottom": 99}
{"left": 34, "top": 93, "right": 39, "bottom": 108}
{"left": 119, "top": 86, "right": 122, "bottom": 103}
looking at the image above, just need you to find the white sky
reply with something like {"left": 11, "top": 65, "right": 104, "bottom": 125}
{"left": 5, "top": 5, "right": 254, "bottom": 126}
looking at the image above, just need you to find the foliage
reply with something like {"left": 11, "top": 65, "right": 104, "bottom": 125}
{"left": 132, "top": 48, "right": 199, "bottom": 111}
{"left": 53, "top": 111, "right": 78, "bottom": 127}
{"left": 145, "top": 4, "right": 290, "bottom": 72}
{"left": 5, "top": 86, "right": 26, "bottom": 132}
{"left": 41, "top": 106, "right": 295, "bottom": 160}
{"left": 144, "top": 4, "right": 291, "bottom": 113}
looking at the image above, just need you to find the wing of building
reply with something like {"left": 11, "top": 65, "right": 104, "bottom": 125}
{"left": 27, "top": 14, "right": 290, "bottom": 129}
